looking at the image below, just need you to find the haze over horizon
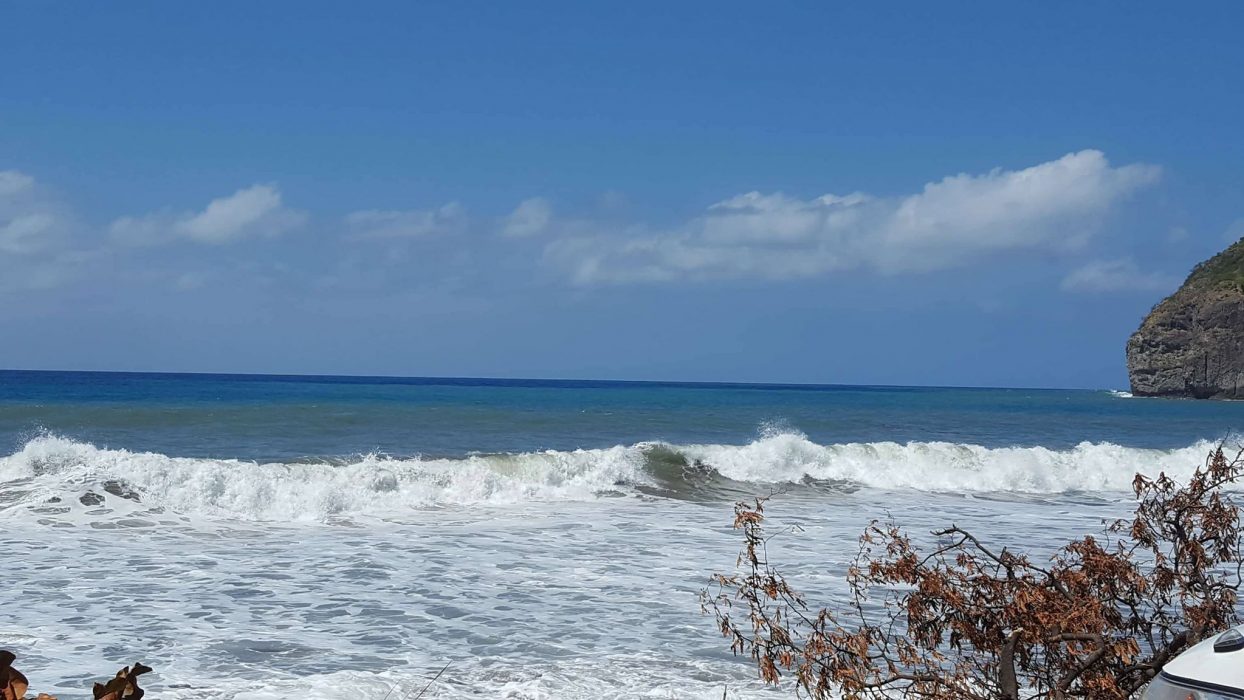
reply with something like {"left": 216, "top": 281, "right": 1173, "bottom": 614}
{"left": 3, "top": 3, "right": 1242, "bottom": 389}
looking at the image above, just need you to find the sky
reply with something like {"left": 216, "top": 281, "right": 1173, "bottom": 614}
{"left": 2, "top": 2, "right": 1243, "bottom": 388}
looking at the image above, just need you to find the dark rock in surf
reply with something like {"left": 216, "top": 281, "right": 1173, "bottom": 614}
{"left": 103, "top": 480, "right": 141, "bottom": 501}
{"left": 79, "top": 491, "right": 105, "bottom": 506}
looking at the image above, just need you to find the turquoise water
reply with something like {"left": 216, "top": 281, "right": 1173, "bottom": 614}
{"left": 2, "top": 370, "right": 1243, "bottom": 698}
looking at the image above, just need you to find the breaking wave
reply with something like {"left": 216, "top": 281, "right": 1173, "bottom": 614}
{"left": 0, "top": 433, "right": 1227, "bottom": 522}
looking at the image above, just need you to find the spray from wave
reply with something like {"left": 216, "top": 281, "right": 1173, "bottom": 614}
{"left": 0, "top": 433, "right": 1226, "bottom": 522}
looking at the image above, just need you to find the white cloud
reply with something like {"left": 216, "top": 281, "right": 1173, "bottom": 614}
{"left": 110, "top": 184, "right": 306, "bottom": 245}
{"left": 1059, "top": 258, "right": 1177, "bottom": 294}
{"left": 0, "top": 213, "right": 58, "bottom": 255}
{"left": 0, "top": 170, "right": 36, "bottom": 198}
{"left": 179, "top": 185, "right": 303, "bottom": 243}
{"left": 545, "top": 150, "right": 1161, "bottom": 284}
{"left": 0, "top": 152, "right": 1172, "bottom": 298}
{"left": 501, "top": 197, "right": 552, "bottom": 237}
{"left": 0, "top": 169, "right": 71, "bottom": 256}
{"left": 345, "top": 202, "right": 466, "bottom": 239}
{"left": 0, "top": 170, "right": 95, "bottom": 294}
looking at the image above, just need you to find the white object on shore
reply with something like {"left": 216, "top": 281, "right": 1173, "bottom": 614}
{"left": 1143, "top": 625, "right": 1244, "bottom": 699}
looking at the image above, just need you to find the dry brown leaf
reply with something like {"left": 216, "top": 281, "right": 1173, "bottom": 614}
{"left": 92, "top": 662, "right": 150, "bottom": 700}
{"left": 1, "top": 650, "right": 30, "bottom": 700}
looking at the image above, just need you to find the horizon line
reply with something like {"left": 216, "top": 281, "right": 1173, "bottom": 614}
{"left": 0, "top": 367, "right": 1118, "bottom": 394}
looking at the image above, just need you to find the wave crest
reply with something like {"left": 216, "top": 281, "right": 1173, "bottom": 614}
{"left": 0, "top": 433, "right": 1224, "bottom": 522}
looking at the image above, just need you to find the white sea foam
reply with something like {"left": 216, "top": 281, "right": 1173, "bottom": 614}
{"left": 0, "top": 434, "right": 650, "bottom": 522}
{"left": 5, "top": 432, "right": 1212, "bottom": 698}
{"left": 0, "top": 433, "right": 1228, "bottom": 522}
{"left": 679, "top": 432, "right": 1219, "bottom": 492}
{"left": 1, "top": 483, "right": 1130, "bottom": 699}
{"left": 141, "top": 657, "right": 769, "bottom": 700}
{"left": 1109, "top": 389, "right": 1135, "bottom": 398}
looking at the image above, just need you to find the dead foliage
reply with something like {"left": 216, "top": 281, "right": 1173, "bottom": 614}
{"left": 92, "top": 663, "right": 151, "bottom": 700}
{"left": 0, "top": 651, "right": 151, "bottom": 700}
{"left": 1, "top": 651, "right": 29, "bottom": 700}
{"left": 702, "top": 447, "right": 1244, "bottom": 699}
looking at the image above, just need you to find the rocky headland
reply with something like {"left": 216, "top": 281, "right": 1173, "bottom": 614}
{"left": 1127, "top": 239, "right": 1244, "bottom": 399}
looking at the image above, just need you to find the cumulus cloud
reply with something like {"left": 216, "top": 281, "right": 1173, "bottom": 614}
{"left": 0, "top": 152, "right": 1171, "bottom": 298}
{"left": 1059, "top": 258, "right": 1177, "bottom": 294}
{"left": 0, "top": 169, "right": 70, "bottom": 256}
{"left": 110, "top": 184, "right": 306, "bottom": 245}
{"left": 501, "top": 197, "right": 552, "bottom": 237}
{"left": 0, "top": 169, "right": 97, "bottom": 294}
{"left": 0, "top": 211, "right": 59, "bottom": 255}
{"left": 0, "top": 170, "right": 36, "bottom": 198}
{"left": 344, "top": 202, "right": 466, "bottom": 239}
{"left": 544, "top": 150, "right": 1161, "bottom": 284}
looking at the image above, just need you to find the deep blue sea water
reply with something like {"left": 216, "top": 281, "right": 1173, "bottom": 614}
{"left": 2, "top": 370, "right": 1241, "bottom": 461}
{"left": 3, "top": 370, "right": 1243, "bottom": 698}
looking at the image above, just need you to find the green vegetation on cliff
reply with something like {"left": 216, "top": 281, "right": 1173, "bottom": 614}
{"left": 1186, "top": 237, "right": 1244, "bottom": 290}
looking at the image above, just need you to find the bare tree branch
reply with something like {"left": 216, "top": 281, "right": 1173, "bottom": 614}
{"left": 702, "top": 446, "right": 1244, "bottom": 699}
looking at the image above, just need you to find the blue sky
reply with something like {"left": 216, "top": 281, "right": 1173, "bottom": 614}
{"left": 2, "top": 2, "right": 1242, "bottom": 387}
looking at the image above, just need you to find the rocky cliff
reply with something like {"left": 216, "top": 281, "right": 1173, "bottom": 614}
{"left": 1127, "top": 239, "right": 1244, "bottom": 399}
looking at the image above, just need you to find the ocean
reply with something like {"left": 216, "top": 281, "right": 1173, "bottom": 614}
{"left": 2, "top": 370, "right": 1243, "bottom": 698}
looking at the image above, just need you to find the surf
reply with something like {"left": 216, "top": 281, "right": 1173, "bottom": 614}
{"left": 0, "top": 432, "right": 1228, "bottom": 523}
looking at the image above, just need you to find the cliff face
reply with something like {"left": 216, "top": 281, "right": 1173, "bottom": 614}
{"left": 1127, "top": 240, "right": 1244, "bottom": 399}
